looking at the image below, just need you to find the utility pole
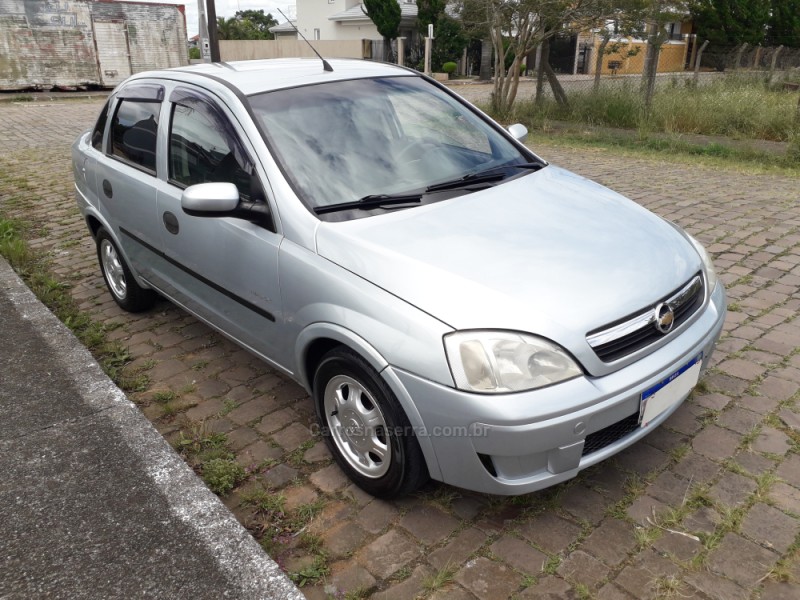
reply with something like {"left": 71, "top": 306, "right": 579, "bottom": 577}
{"left": 196, "top": 0, "right": 211, "bottom": 62}
{"left": 424, "top": 23, "right": 433, "bottom": 76}
{"left": 206, "top": 0, "right": 220, "bottom": 62}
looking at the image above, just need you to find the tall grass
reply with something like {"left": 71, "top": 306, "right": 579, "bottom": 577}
{"left": 512, "top": 76, "right": 797, "bottom": 142}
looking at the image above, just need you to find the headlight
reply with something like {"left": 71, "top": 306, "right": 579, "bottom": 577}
{"left": 686, "top": 233, "right": 718, "bottom": 293}
{"left": 444, "top": 331, "right": 582, "bottom": 393}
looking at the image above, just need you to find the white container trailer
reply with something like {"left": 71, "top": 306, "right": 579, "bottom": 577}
{"left": 0, "top": 0, "right": 188, "bottom": 91}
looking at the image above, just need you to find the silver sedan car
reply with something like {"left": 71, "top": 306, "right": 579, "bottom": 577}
{"left": 72, "top": 59, "right": 726, "bottom": 498}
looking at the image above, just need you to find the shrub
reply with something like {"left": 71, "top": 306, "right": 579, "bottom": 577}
{"left": 442, "top": 62, "right": 457, "bottom": 75}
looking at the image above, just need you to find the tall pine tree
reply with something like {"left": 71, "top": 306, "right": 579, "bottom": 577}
{"left": 363, "top": 0, "right": 402, "bottom": 60}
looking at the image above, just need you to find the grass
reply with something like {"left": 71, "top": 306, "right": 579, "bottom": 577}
{"left": 512, "top": 76, "right": 798, "bottom": 142}
{"left": 522, "top": 129, "right": 800, "bottom": 175}
{"left": 241, "top": 485, "right": 287, "bottom": 515}
{"left": 0, "top": 218, "right": 148, "bottom": 392}
{"left": 652, "top": 574, "right": 685, "bottom": 598}
{"left": 173, "top": 425, "right": 246, "bottom": 493}
{"left": 422, "top": 561, "right": 457, "bottom": 592}
{"left": 486, "top": 75, "right": 800, "bottom": 174}
{"left": 288, "top": 554, "right": 330, "bottom": 587}
{"left": 201, "top": 458, "right": 246, "bottom": 495}
{"left": 219, "top": 397, "right": 238, "bottom": 416}
{"left": 153, "top": 390, "right": 178, "bottom": 404}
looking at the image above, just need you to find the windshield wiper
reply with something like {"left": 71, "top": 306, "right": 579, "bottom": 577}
{"left": 314, "top": 162, "right": 544, "bottom": 215}
{"left": 314, "top": 193, "right": 422, "bottom": 215}
{"left": 425, "top": 161, "right": 543, "bottom": 193}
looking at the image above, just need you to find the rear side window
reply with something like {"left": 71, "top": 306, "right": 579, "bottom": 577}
{"left": 91, "top": 100, "right": 110, "bottom": 151}
{"left": 111, "top": 100, "right": 161, "bottom": 173}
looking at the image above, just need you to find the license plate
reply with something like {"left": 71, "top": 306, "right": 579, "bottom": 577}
{"left": 640, "top": 353, "right": 703, "bottom": 427}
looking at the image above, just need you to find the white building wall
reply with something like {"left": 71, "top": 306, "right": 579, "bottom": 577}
{"left": 296, "top": 0, "right": 380, "bottom": 41}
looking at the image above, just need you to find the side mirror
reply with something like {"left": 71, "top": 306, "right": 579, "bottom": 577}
{"left": 181, "top": 182, "right": 239, "bottom": 214}
{"left": 181, "top": 182, "right": 271, "bottom": 224}
{"left": 507, "top": 123, "right": 528, "bottom": 143}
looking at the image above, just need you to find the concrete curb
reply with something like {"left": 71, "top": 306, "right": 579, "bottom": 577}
{"left": 0, "top": 257, "right": 304, "bottom": 599}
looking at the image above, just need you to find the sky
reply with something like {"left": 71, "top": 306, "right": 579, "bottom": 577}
{"left": 132, "top": 0, "right": 294, "bottom": 38}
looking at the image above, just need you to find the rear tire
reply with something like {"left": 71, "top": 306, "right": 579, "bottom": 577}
{"left": 96, "top": 227, "right": 155, "bottom": 313}
{"left": 313, "top": 347, "right": 429, "bottom": 498}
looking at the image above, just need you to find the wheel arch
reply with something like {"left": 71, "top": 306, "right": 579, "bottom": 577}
{"left": 85, "top": 214, "right": 152, "bottom": 293}
{"left": 86, "top": 214, "right": 103, "bottom": 239}
{"left": 296, "top": 323, "right": 443, "bottom": 481}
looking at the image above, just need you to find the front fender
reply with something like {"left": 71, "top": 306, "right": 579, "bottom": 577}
{"left": 295, "top": 322, "right": 388, "bottom": 391}
{"left": 294, "top": 321, "right": 444, "bottom": 481}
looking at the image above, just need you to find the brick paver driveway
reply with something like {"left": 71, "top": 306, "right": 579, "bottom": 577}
{"left": 2, "top": 98, "right": 799, "bottom": 600}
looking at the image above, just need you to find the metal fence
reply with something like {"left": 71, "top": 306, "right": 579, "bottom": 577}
{"left": 449, "top": 43, "right": 800, "bottom": 100}
{"left": 701, "top": 44, "right": 800, "bottom": 73}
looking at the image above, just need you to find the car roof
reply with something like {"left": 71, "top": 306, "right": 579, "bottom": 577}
{"left": 155, "top": 58, "right": 417, "bottom": 96}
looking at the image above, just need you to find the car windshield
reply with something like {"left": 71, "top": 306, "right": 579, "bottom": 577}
{"left": 248, "top": 76, "right": 534, "bottom": 217}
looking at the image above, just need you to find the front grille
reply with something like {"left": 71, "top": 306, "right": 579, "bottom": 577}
{"left": 587, "top": 274, "right": 705, "bottom": 363}
{"left": 581, "top": 412, "right": 640, "bottom": 456}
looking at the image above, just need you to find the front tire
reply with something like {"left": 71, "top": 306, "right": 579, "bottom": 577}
{"left": 96, "top": 227, "right": 155, "bottom": 312}
{"left": 313, "top": 347, "right": 429, "bottom": 498}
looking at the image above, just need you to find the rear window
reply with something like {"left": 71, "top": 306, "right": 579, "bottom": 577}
{"left": 110, "top": 99, "right": 161, "bottom": 173}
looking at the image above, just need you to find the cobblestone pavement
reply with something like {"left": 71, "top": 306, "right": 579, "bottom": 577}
{"left": 1, "top": 98, "right": 799, "bottom": 600}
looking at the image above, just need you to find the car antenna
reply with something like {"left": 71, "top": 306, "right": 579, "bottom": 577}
{"left": 277, "top": 8, "right": 333, "bottom": 72}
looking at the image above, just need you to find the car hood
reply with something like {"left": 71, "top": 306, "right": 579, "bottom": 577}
{"left": 315, "top": 166, "right": 700, "bottom": 351}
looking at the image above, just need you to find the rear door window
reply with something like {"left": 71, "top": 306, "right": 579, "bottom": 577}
{"left": 110, "top": 99, "right": 161, "bottom": 173}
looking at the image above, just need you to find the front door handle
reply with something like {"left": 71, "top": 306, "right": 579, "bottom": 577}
{"left": 163, "top": 211, "right": 179, "bottom": 235}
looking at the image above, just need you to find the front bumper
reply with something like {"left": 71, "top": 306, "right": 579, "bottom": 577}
{"left": 388, "top": 282, "right": 726, "bottom": 495}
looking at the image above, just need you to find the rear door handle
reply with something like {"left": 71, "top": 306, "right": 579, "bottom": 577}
{"left": 102, "top": 179, "right": 112, "bottom": 198}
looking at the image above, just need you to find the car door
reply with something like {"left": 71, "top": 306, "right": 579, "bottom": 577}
{"left": 152, "top": 85, "right": 284, "bottom": 364}
{"left": 94, "top": 82, "right": 165, "bottom": 280}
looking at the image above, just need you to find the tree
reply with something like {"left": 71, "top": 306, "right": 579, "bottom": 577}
{"left": 767, "top": 0, "right": 800, "bottom": 47}
{"left": 417, "top": 0, "right": 468, "bottom": 71}
{"left": 585, "top": 0, "right": 648, "bottom": 89}
{"left": 431, "top": 15, "right": 468, "bottom": 70}
{"left": 641, "top": 0, "right": 688, "bottom": 107}
{"left": 457, "top": 0, "right": 492, "bottom": 79}
{"left": 363, "top": 0, "right": 402, "bottom": 60}
{"left": 690, "top": 0, "right": 770, "bottom": 68}
{"left": 216, "top": 16, "right": 239, "bottom": 41}
{"left": 215, "top": 10, "right": 277, "bottom": 40}
{"left": 417, "top": 0, "right": 447, "bottom": 32}
{"left": 472, "top": 0, "right": 608, "bottom": 113}
{"left": 458, "top": 0, "right": 643, "bottom": 113}
{"left": 234, "top": 9, "right": 278, "bottom": 38}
